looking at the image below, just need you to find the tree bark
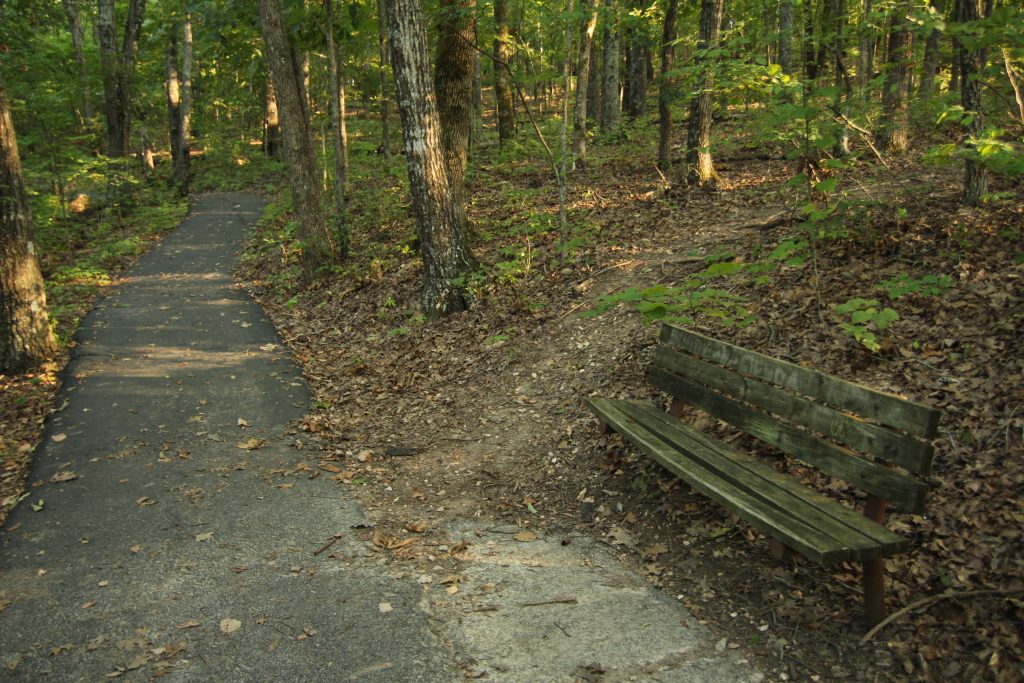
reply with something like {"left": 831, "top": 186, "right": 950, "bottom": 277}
{"left": 587, "top": 29, "right": 602, "bottom": 126}
{"left": 0, "top": 86, "right": 55, "bottom": 374}
{"left": 386, "top": 0, "right": 477, "bottom": 317}
{"left": 658, "top": 0, "right": 679, "bottom": 171}
{"left": 918, "top": 0, "right": 944, "bottom": 98}
{"left": 376, "top": 0, "right": 392, "bottom": 157}
{"left": 878, "top": 0, "right": 912, "bottom": 153}
{"left": 778, "top": 0, "right": 794, "bottom": 74}
{"left": 958, "top": 0, "right": 987, "bottom": 205}
{"left": 97, "top": 0, "right": 147, "bottom": 157}
{"left": 264, "top": 77, "right": 281, "bottom": 158}
{"left": 624, "top": 26, "right": 648, "bottom": 119}
{"left": 573, "top": 0, "right": 601, "bottom": 167}
{"left": 326, "top": 0, "right": 350, "bottom": 258}
{"left": 860, "top": 0, "right": 874, "bottom": 91}
{"left": 180, "top": 18, "right": 193, "bottom": 193}
{"left": 62, "top": 0, "right": 90, "bottom": 123}
{"left": 260, "top": 0, "right": 336, "bottom": 280}
{"left": 166, "top": 32, "right": 184, "bottom": 186}
{"left": 601, "top": 22, "right": 621, "bottom": 132}
{"left": 494, "top": 0, "right": 516, "bottom": 144}
{"left": 683, "top": 0, "right": 725, "bottom": 187}
{"left": 435, "top": 0, "right": 476, "bottom": 206}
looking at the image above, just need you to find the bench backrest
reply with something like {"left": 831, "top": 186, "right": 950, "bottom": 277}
{"left": 647, "top": 324, "right": 941, "bottom": 513}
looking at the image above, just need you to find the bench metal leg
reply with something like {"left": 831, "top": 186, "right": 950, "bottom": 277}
{"left": 668, "top": 398, "right": 686, "bottom": 419}
{"left": 863, "top": 496, "right": 889, "bottom": 625}
{"left": 769, "top": 539, "right": 794, "bottom": 564}
{"left": 598, "top": 420, "right": 613, "bottom": 435}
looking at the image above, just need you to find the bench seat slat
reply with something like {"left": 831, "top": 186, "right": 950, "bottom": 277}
{"left": 625, "top": 401, "right": 909, "bottom": 558}
{"left": 648, "top": 367, "right": 928, "bottom": 513}
{"left": 659, "top": 325, "right": 941, "bottom": 440}
{"left": 652, "top": 347, "right": 933, "bottom": 475}
{"left": 587, "top": 397, "right": 857, "bottom": 564}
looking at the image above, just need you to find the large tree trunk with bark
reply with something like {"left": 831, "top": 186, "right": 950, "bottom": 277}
{"left": 326, "top": 0, "right": 350, "bottom": 258}
{"left": 98, "top": 0, "right": 146, "bottom": 157}
{"left": 623, "top": 31, "right": 648, "bottom": 119}
{"left": 658, "top": 0, "right": 679, "bottom": 170}
{"left": 260, "top": 0, "right": 336, "bottom": 280}
{"left": 859, "top": 0, "right": 874, "bottom": 91}
{"left": 62, "top": 0, "right": 90, "bottom": 124}
{"left": 166, "top": 32, "right": 185, "bottom": 188}
{"left": 587, "top": 31, "right": 602, "bottom": 126}
{"left": 778, "top": 0, "right": 794, "bottom": 74}
{"left": 918, "top": 0, "right": 944, "bottom": 98}
{"left": 263, "top": 77, "right": 281, "bottom": 158}
{"left": 958, "top": 0, "right": 987, "bottom": 205}
{"left": 386, "top": 0, "right": 477, "bottom": 317}
{"left": 0, "top": 87, "right": 55, "bottom": 374}
{"left": 376, "top": 0, "right": 392, "bottom": 157}
{"left": 573, "top": 0, "right": 601, "bottom": 167}
{"left": 494, "top": 0, "right": 516, "bottom": 144}
{"left": 601, "top": 22, "right": 621, "bottom": 132}
{"left": 878, "top": 0, "right": 912, "bottom": 153}
{"left": 435, "top": 0, "right": 476, "bottom": 205}
{"left": 683, "top": 0, "right": 725, "bottom": 187}
{"left": 180, "top": 18, "right": 193, "bottom": 194}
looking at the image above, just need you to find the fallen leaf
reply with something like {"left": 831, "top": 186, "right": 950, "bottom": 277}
{"left": 446, "top": 585, "right": 459, "bottom": 595}
{"left": 219, "top": 618, "right": 241, "bottom": 634}
{"left": 51, "top": 433, "right": 67, "bottom": 443}
{"left": 195, "top": 532, "right": 213, "bottom": 542}
{"left": 513, "top": 531, "right": 537, "bottom": 542}
{"left": 176, "top": 620, "right": 201, "bottom": 630}
{"left": 50, "top": 471, "right": 79, "bottom": 483}
{"left": 237, "top": 418, "right": 249, "bottom": 427}
{"left": 81, "top": 601, "right": 96, "bottom": 609}
{"left": 405, "top": 521, "right": 428, "bottom": 533}
{"left": 98, "top": 580, "right": 109, "bottom": 587}
{"left": 641, "top": 543, "right": 669, "bottom": 559}
{"left": 235, "top": 438, "right": 265, "bottom": 450}
{"left": 129, "top": 545, "right": 142, "bottom": 553}
{"left": 378, "top": 602, "right": 393, "bottom": 613}
{"left": 606, "top": 526, "right": 636, "bottom": 547}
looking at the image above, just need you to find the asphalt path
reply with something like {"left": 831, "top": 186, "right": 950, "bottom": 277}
{"left": 0, "top": 194, "right": 454, "bottom": 681}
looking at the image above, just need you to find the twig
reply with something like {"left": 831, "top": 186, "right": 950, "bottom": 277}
{"left": 463, "top": 605, "right": 499, "bottom": 613}
{"left": 521, "top": 597, "right": 578, "bottom": 607}
{"left": 313, "top": 532, "right": 344, "bottom": 556}
{"left": 860, "top": 588, "right": 1024, "bottom": 645}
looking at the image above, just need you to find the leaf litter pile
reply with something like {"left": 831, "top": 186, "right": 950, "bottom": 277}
{"left": 2, "top": 121, "right": 1021, "bottom": 681}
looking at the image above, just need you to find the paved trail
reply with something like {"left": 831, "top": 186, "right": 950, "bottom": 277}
{"left": 1, "top": 193, "right": 757, "bottom": 682}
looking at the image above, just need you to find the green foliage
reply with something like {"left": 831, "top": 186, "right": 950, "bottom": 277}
{"left": 833, "top": 298, "right": 900, "bottom": 353}
{"left": 878, "top": 273, "right": 954, "bottom": 299}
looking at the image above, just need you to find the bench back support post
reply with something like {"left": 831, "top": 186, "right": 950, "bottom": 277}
{"left": 863, "top": 496, "right": 889, "bottom": 625}
{"left": 668, "top": 398, "right": 686, "bottom": 419}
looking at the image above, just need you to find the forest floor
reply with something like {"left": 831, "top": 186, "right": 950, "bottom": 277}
{"left": 2, "top": 115, "right": 1022, "bottom": 681}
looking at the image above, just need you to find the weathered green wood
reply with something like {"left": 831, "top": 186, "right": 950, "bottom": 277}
{"left": 652, "top": 346, "right": 934, "bottom": 475}
{"left": 647, "top": 367, "right": 928, "bottom": 513}
{"left": 585, "top": 397, "right": 851, "bottom": 563}
{"left": 625, "top": 401, "right": 908, "bottom": 557}
{"left": 659, "top": 324, "right": 941, "bottom": 440}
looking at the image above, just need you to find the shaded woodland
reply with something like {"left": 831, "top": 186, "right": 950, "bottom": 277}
{"left": 1, "top": 0, "right": 1022, "bottom": 680}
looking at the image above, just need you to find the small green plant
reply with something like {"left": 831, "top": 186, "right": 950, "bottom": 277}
{"left": 833, "top": 298, "right": 900, "bottom": 352}
{"left": 877, "top": 274, "right": 953, "bottom": 299}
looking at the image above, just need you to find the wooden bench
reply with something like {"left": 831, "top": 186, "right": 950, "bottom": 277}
{"left": 585, "top": 323, "right": 940, "bottom": 625}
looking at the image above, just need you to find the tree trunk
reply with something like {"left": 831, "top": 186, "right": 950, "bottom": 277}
{"left": 683, "top": 0, "right": 725, "bottom": 187}
{"left": 435, "top": 0, "right": 476, "bottom": 206}
{"left": 859, "top": 0, "right": 874, "bottom": 92}
{"left": 472, "top": 20, "right": 483, "bottom": 151}
{"left": 601, "top": 22, "right": 621, "bottom": 132}
{"left": 494, "top": 0, "right": 516, "bottom": 144}
{"left": 778, "top": 0, "right": 794, "bottom": 74}
{"left": 264, "top": 77, "right": 281, "bottom": 158}
{"left": 832, "top": 0, "right": 851, "bottom": 155}
{"left": 0, "top": 86, "right": 55, "bottom": 374}
{"left": 958, "top": 0, "right": 987, "bottom": 205}
{"left": 180, "top": 18, "right": 193, "bottom": 194}
{"left": 98, "top": 0, "right": 146, "bottom": 157}
{"left": 386, "top": 0, "right": 477, "bottom": 317}
{"left": 802, "top": 0, "right": 817, "bottom": 81}
{"left": 573, "top": 0, "right": 601, "bottom": 167}
{"left": 61, "top": 0, "right": 90, "bottom": 123}
{"left": 624, "top": 30, "right": 647, "bottom": 119}
{"left": 260, "top": 0, "right": 336, "bottom": 280}
{"left": 376, "top": 0, "right": 392, "bottom": 157}
{"left": 918, "top": 0, "right": 944, "bottom": 98}
{"left": 878, "top": 0, "right": 912, "bottom": 153}
{"left": 658, "top": 0, "right": 679, "bottom": 171}
{"left": 587, "top": 30, "right": 602, "bottom": 126}
{"left": 326, "top": 0, "right": 349, "bottom": 258}
{"left": 167, "top": 32, "right": 185, "bottom": 185}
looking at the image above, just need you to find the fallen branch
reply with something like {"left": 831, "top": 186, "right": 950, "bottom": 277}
{"left": 313, "top": 532, "right": 344, "bottom": 556}
{"left": 860, "top": 588, "right": 1023, "bottom": 645}
{"left": 521, "top": 597, "right": 578, "bottom": 607}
